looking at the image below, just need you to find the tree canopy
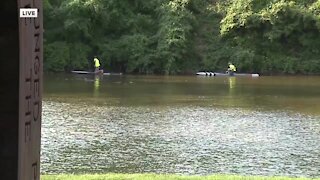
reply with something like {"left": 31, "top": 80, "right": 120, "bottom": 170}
{"left": 44, "top": 0, "right": 320, "bottom": 74}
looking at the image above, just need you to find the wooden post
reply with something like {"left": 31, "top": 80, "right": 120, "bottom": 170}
{"left": 18, "top": 0, "right": 43, "bottom": 179}
{"left": 0, "top": 0, "right": 43, "bottom": 179}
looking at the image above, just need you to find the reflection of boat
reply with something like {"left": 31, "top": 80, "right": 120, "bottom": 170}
{"left": 196, "top": 72, "right": 259, "bottom": 77}
{"left": 229, "top": 77, "right": 236, "bottom": 89}
{"left": 94, "top": 76, "right": 100, "bottom": 97}
{"left": 71, "top": 70, "right": 123, "bottom": 76}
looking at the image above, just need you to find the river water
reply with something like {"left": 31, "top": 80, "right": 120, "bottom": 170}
{"left": 41, "top": 74, "right": 320, "bottom": 177}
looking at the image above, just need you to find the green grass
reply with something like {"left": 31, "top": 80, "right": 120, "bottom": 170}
{"left": 41, "top": 174, "right": 320, "bottom": 180}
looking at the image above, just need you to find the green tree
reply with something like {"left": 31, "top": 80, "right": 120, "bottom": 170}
{"left": 43, "top": 0, "right": 320, "bottom": 74}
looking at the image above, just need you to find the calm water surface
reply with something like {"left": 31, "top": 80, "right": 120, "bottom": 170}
{"left": 41, "top": 74, "right": 320, "bottom": 177}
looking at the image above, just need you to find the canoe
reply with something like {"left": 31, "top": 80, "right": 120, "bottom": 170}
{"left": 71, "top": 70, "right": 123, "bottom": 76}
{"left": 196, "top": 72, "right": 259, "bottom": 77}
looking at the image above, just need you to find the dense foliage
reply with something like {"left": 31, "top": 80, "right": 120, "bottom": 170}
{"left": 44, "top": 0, "right": 320, "bottom": 74}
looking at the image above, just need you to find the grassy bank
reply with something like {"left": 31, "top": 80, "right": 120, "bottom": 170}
{"left": 41, "top": 174, "right": 320, "bottom": 180}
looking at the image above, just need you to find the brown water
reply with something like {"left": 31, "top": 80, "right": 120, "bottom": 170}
{"left": 41, "top": 74, "right": 320, "bottom": 177}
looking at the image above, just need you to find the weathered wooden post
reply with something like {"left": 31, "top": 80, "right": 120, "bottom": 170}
{"left": 0, "top": 0, "right": 43, "bottom": 179}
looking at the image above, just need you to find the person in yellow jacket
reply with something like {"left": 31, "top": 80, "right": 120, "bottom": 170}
{"left": 227, "top": 62, "right": 236, "bottom": 76}
{"left": 93, "top": 56, "right": 101, "bottom": 72}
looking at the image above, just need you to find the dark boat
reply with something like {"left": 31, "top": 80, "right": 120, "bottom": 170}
{"left": 71, "top": 70, "right": 123, "bottom": 76}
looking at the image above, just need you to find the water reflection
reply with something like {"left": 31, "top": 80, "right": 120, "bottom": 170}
{"left": 229, "top": 77, "right": 236, "bottom": 89}
{"left": 224, "top": 77, "right": 237, "bottom": 107}
{"left": 94, "top": 76, "right": 101, "bottom": 97}
{"left": 42, "top": 74, "right": 320, "bottom": 177}
{"left": 41, "top": 102, "right": 320, "bottom": 177}
{"left": 43, "top": 74, "right": 320, "bottom": 115}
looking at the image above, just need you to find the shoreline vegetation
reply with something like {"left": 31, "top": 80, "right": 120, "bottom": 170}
{"left": 44, "top": 0, "right": 320, "bottom": 75}
{"left": 41, "top": 174, "right": 320, "bottom": 180}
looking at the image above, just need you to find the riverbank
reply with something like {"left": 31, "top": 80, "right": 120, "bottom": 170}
{"left": 41, "top": 174, "right": 320, "bottom": 180}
